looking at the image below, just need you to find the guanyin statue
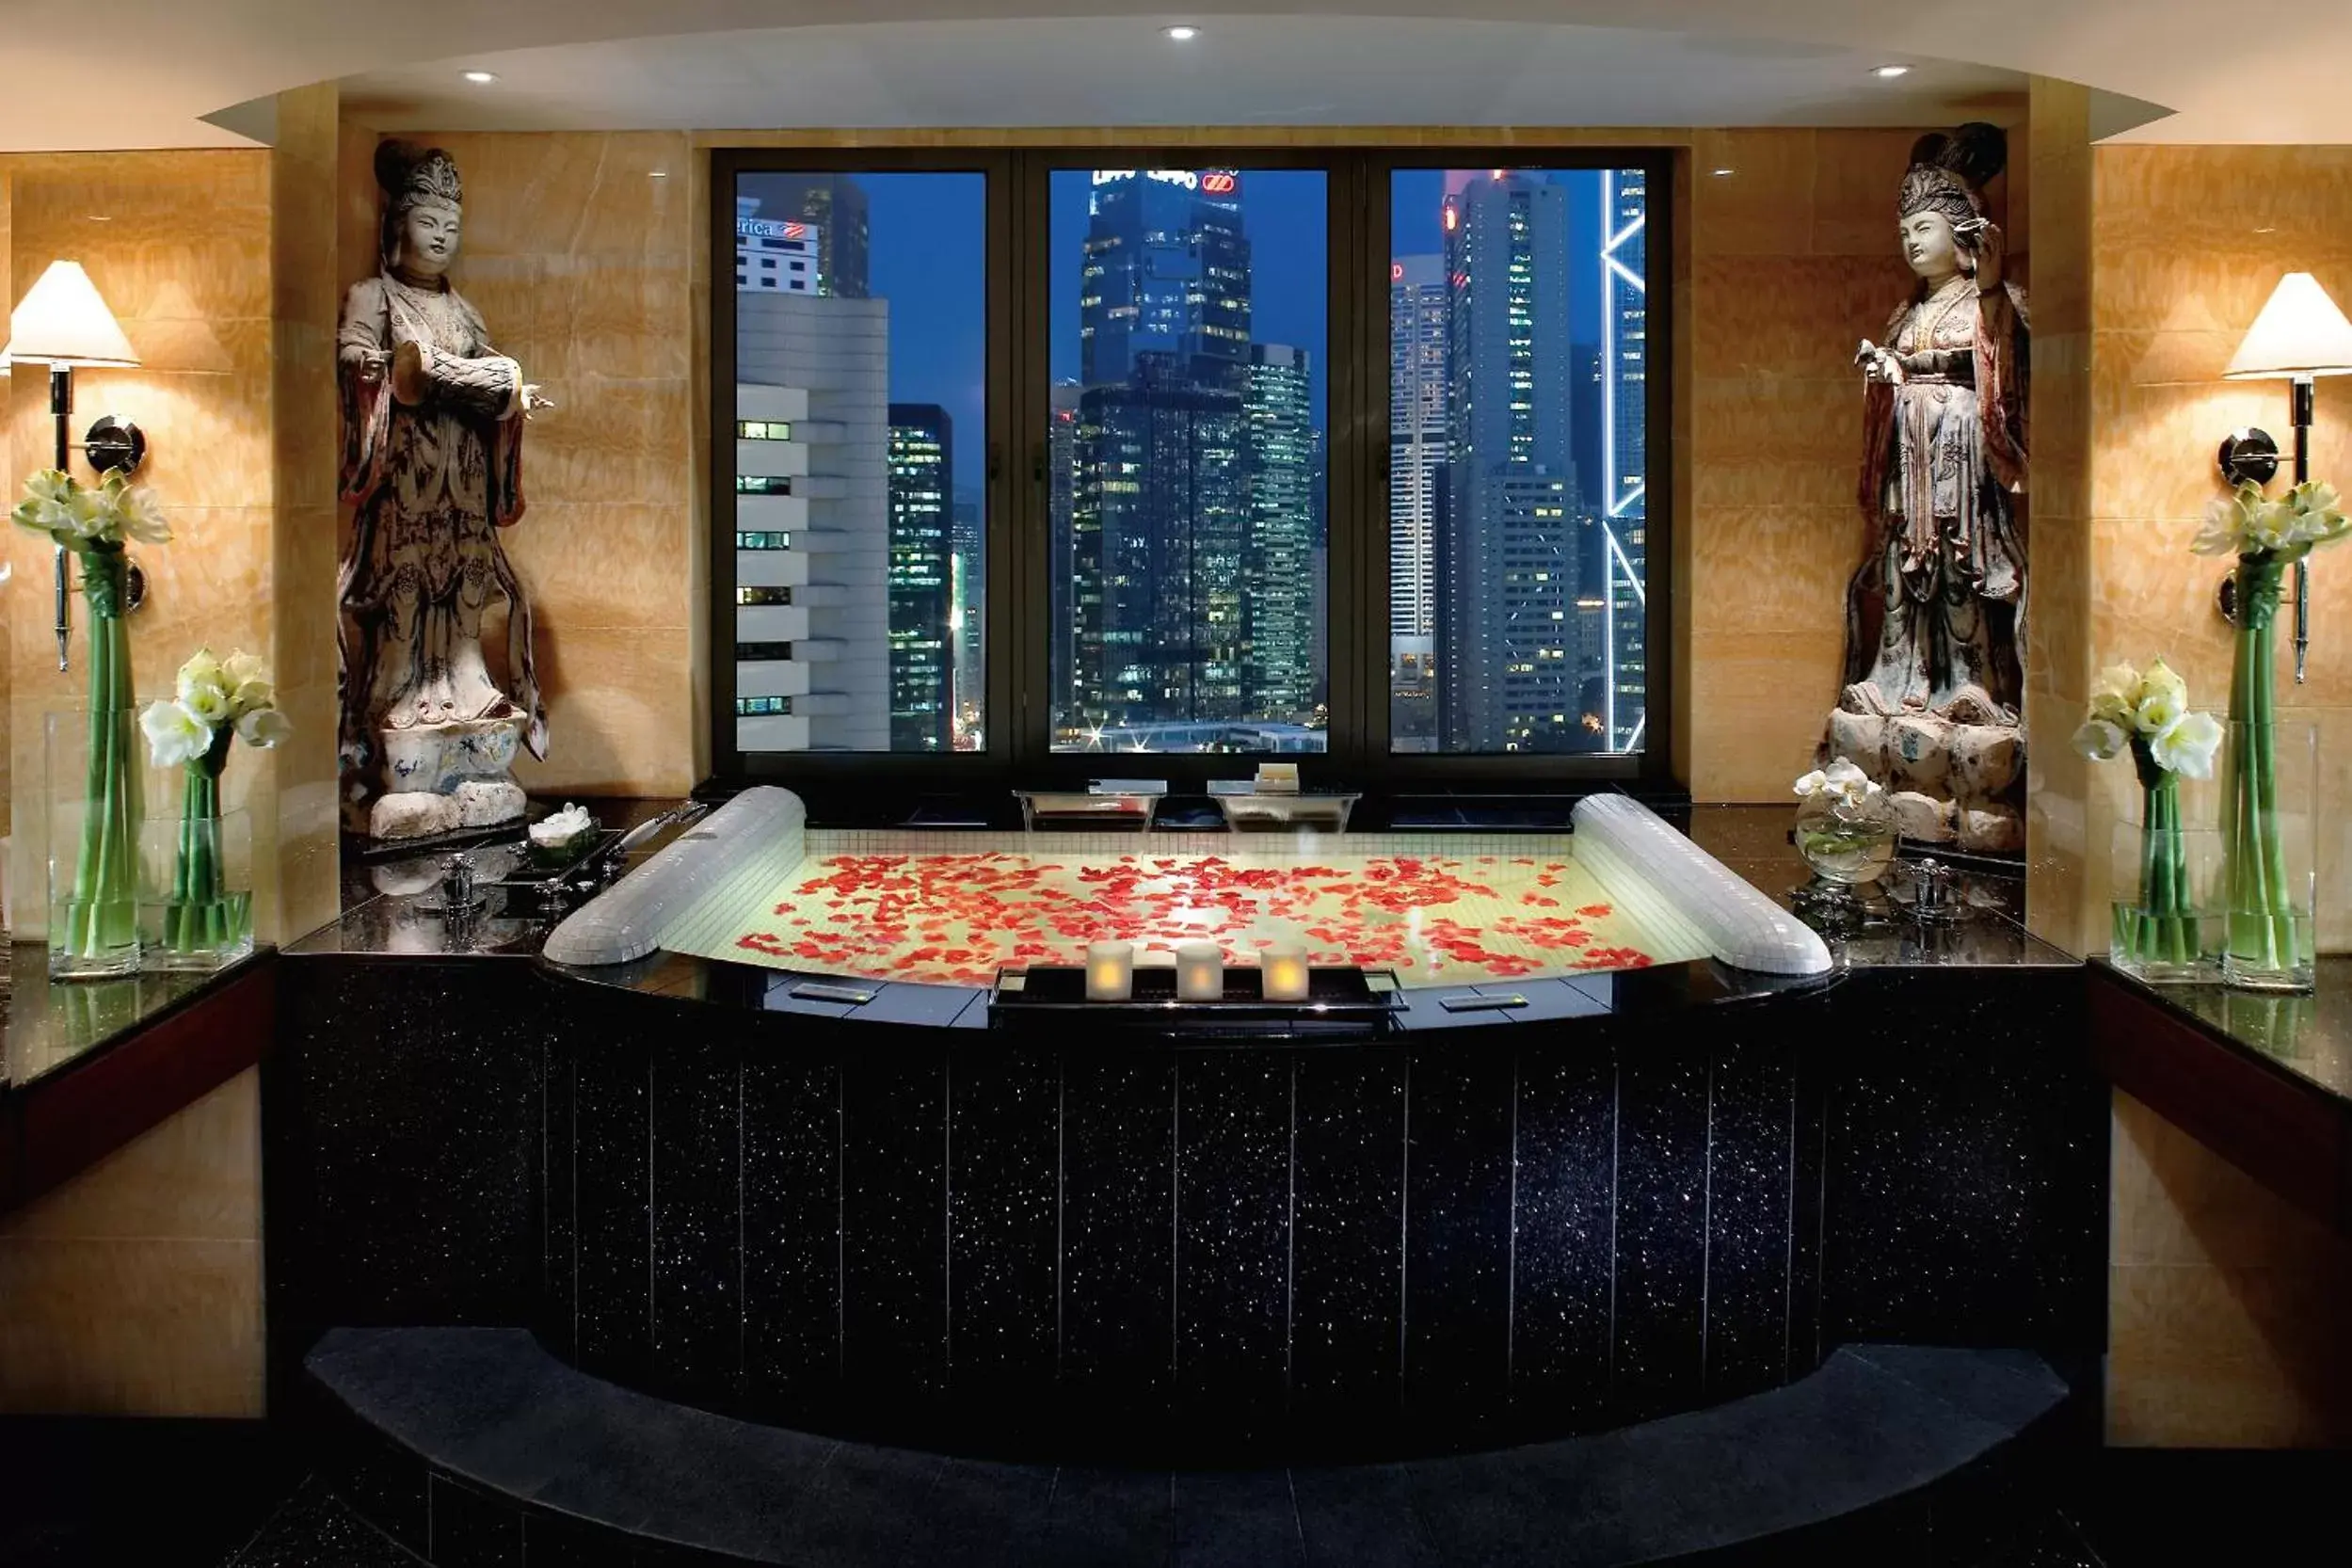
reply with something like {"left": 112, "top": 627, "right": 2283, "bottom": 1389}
{"left": 1830, "top": 122, "right": 2028, "bottom": 852}
{"left": 338, "top": 140, "right": 554, "bottom": 840}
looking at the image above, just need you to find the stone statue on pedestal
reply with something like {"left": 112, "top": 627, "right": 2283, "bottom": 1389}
{"left": 1831, "top": 122, "right": 2028, "bottom": 853}
{"left": 338, "top": 141, "right": 554, "bottom": 840}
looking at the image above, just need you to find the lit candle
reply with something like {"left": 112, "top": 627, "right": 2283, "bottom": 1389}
{"left": 1085, "top": 939, "right": 1134, "bottom": 1001}
{"left": 1260, "top": 940, "right": 1310, "bottom": 1002}
{"left": 1175, "top": 940, "right": 1224, "bottom": 1001}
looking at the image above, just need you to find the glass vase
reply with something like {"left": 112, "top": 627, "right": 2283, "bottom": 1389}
{"left": 2107, "top": 760, "right": 2217, "bottom": 984}
{"left": 2219, "top": 552, "right": 2317, "bottom": 991}
{"left": 140, "top": 780, "right": 254, "bottom": 972}
{"left": 1794, "top": 791, "right": 1898, "bottom": 901}
{"left": 44, "top": 551, "right": 141, "bottom": 980}
{"left": 2217, "top": 719, "right": 2317, "bottom": 991}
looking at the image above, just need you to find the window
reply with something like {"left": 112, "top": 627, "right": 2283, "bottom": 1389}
{"left": 728, "top": 168, "right": 985, "bottom": 755}
{"left": 712, "top": 150, "right": 1667, "bottom": 787}
{"left": 1048, "top": 168, "right": 1328, "bottom": 755}
{"left": 1391, "top": 168, "right": 1649, "bottom": 755}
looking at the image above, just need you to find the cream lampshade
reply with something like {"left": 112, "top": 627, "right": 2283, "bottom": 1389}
{"left": 2225, "top": 272, "right": 2352, "bottom": 380}
{"left": 5, "top": 261, "right": 139, "bottom": 367}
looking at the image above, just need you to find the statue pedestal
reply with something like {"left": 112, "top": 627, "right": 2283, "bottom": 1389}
{"left": 365, "top": 715, "right": 528, "bottom": 841}
{"left": 1825, "top": 684, "right": 2024, "bottom": 855}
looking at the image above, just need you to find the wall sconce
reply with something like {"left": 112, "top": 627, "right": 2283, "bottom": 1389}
{"left": 2216, "top": 272, "right": 2352, "bottom": 680}
{"left": 3, "top": 260, "right": 147, "bottom": 671}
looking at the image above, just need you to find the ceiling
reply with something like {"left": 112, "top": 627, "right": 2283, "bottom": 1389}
{"left": 337, "top": 20, "right": 2034, "bottom": 136}
{"left": 0, "top": 0, "right": 2344, "bottom": 152}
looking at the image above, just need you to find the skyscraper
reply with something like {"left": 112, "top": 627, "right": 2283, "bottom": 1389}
{"left": 1243, "top": 343, "right": 1316, "bottom": 720}
{"left": 886, "top": 406, "right": 954, "bottom": 752}
{"left": 1065, "top": 169, "right": 1255, "bottom": 738}
{"left": 744, "top": 174, "right": 872, "bottom": 298}
{"left": 735, "top": 290, "right": 890, "bottom": 752}
{"left": 1435, "top": 172, "right": 1584, "bottom": 753}
{"left": 1601, "top": 168, "right": 1649, "bottom": 750}
{"left": 1072, "top": 356, "right": 1246, "bottom": 728}
{"left": 1388, "top": 253, "right": 1448, "bottom": 748}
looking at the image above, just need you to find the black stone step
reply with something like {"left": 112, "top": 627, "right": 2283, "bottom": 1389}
{"left": 307, "top": 1326, "right": 2072, "bottom": 1567}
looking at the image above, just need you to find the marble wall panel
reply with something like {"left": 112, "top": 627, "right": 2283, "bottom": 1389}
{"left": 1685, "top": 128, "right": 1940, "bottom": 800}
{"left": 337, "top": 128, "right": 699, "bottom": 798}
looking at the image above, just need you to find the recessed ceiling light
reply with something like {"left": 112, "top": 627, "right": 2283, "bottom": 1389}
{"left": 1872, "top": 64, "right": 1912, "bottom": 79}
{"left": 462, "top": 70, "right": 499, "bottom": 85}
{"left": 1164, "top": 24, "right": 1199, "bottom": 41}
{"left": 1711, "top": 168, "right": 1736, "bottom": 178}
{"left": 648, "top": 169, "right": 669, "bottom": 179}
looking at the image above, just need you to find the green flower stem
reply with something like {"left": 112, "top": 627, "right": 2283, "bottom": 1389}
{"left": 2224, "top": 554, "right": 2302, "bottom": 977}
{"left": 167, "top": 752, "right": 232, "bottom": 953}
{"left": 63, "top": 550, "right": 140, "bottom": 963}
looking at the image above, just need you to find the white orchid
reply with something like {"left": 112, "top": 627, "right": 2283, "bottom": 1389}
{"left": 2072, "top": 717, "right": 2130, "bottom": 762}
{"left": 2151, "top": 710, "right": 2224, "bottom": 779}
{"left": 141, "top": 698, "right": 214, "bottom": 768}
{"left": 235, "top": 706, "right": 292, "bottom": 749}
{"left": 1794, "top": 756, "right": 1887, "bottom": 821}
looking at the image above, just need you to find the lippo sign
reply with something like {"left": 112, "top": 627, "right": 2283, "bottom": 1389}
{"left": 1091, "top": 169, "right": 1241, "bottom": 198}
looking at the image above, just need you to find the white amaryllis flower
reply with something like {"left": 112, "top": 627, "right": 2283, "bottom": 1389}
{"left": 1822, "top": 758, "right": 1870, "bottom": 792}
{"left": 2191, "top": 497, "right": 2243, "bottom": 557}
{"left": 1792, "top": 769, "right": 1829, "bottom": 797}
{"left": 2090, "top": 663, "right": 2140, "bottom": 722}
{"left": 104, "top": 475, "right": 172, "bottom": 546}
{"left": 219, "top": 649, "right": 275, "bottom": 717}
{"left": 2072, "top": 717, "right": 2130, "bottom": 761}
{"left": 10, "top": 468, "right": 80, "bottom": 538}
{"left": 2283, "top": 480, "right": 2350, "bottom": 549}
{"left": 2135, "top": 688, "right": 2184, "bottom": 737}
{"left": 235, "top": 707, "right": 292, "bottom": 749}
{"left": 141, "top": 698, "right": 214, "bottom": 767}
{"left": 2151, "top": 711, "right": 2224, "bottom": 779}
{"left": 176, "top": 648, "right": 234, "bottom": 726}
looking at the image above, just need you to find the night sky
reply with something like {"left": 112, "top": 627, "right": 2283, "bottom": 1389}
{"left": 744, "top": 166, "right": 1629, "bottom": 496}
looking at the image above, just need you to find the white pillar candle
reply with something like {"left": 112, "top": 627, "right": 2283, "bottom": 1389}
{"left": 1085, "top": 939, "right": 1134, "bottom": 1001}
{"left": 1259, "top": 940, "right": 1311, "bottom": 1002}
{"left": 1174, "top": 940, "right": 1224, "bottom": 1001}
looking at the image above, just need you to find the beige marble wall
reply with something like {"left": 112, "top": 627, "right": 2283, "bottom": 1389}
{"left": 0, "top": 1070, "right": 264, "bottom": 1415}
{"left": 4, "top": 150, "right": 277, "bottom": 940}
{"left": 2088, "top": 140, "right": 2352, "bottom": 1448}
{"left": 1683, "top": 128, "right": 1965, "bottom": 801}
{"left": 336, "top": 126, "right": 701, "bottom": 798}
{"left": 271, "top": 84, "right": 345, "bottom": 942}
{"left": 0, "top": 114, "right": 341, "bottom": 1417}
{"left": 2025, "top": 81, "right": 2099, "bottom": 956}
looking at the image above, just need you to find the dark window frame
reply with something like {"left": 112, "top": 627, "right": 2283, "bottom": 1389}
{"left": 707, "top": 146, "right": 1677, "bottom": 809}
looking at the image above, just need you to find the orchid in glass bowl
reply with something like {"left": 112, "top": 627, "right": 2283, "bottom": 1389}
{"left": 1792, "top": 757, "right": 1898, "bottom": 896}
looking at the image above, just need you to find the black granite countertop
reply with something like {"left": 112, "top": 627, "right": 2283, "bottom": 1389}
{"left": 2096, "top": 956, "right": 2352, "bottom": 1110}
{"left": 0, "top": 942, "right": 269, "bottom": 1094}
{"left": 292, "top": 801, "right": 2075, "bottom": 1035}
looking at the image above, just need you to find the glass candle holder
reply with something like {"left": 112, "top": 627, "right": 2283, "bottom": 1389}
{"left": 1260, "top": 940, "right": 1310, "bottom": 1001}
{"left": 1085, "top": 939, "right": 1134, "bottom": 1000}
{"left": 1175, "top": 940, "right": 1224, "bottom": 1001}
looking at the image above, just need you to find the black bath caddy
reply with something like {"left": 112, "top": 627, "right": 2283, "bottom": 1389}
{"left": 989, "top": 964, "right": 1404, "bottom": 1036}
